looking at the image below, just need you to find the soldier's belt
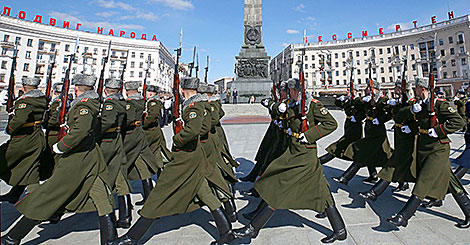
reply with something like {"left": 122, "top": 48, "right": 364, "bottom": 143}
{"left": 23, "top": 121, "right": 42, "bottom": 127}
{"left": 418, "top": 128, "right": 429, "bottom": 134}
{"left": 366, "top": 116, "right": 374, "bottom": 121}
{"left": 395, "top": 123, "right": 403, "bottom": 128}
{"left": 346, "top": 116, "right": 352, "bottom": 119}
{"left": 105, "top": 127, "right": 121, "bottom": 133}
{"left": 284, "top": 129, "right": 302, "bottom": 139}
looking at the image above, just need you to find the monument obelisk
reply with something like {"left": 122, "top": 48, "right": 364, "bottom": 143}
{"left": 232, "top": 0, "right": 271, "bottom": 103}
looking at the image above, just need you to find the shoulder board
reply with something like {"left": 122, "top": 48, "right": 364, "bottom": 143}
{"left": 106, "top": 98, "right": 113, "bottom": 101}
{"left": 311, "top": 99, "right": 319, "bottom": 103}
{"left": 437, "top": 98, "right": 446, "bottom": 101}
{"left": 189, "top": 102, "right": 195, "bottom": 107}
{"left": 380, "top": 94, "right": 385, "bottom": 98}
{"left": 127, "top": 98, "right": 132, "bottom": 101}
{"left": 409, "top": 98, "right": 416, "bottom": 102}
{"left": 80, "top": 98, "right": 89, "bottom": 102}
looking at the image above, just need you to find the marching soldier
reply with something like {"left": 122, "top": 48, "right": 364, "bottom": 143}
{"left": 332, "top": 79, "right": 392, "bottom": 185}
{"left": 453, "top": 90, "right": 470, "bottom": 179}
{"left": 45, "top": 83, "right": 63, "bottom": 149}
{"left": 320, "top": 84, "right": 365, "bottom": 164}
{"left": 387, "top": 77, "right": 470, "bottom": 229}
{"left": 100, "top": 78, "right": 133, "bottom": 228}
{"left": 234, "top": 78, "right": 347, "bottom": 244}
{"left": 454, "top": 89, "right": 467, "bottom": 123}
{"left": 122, "top": 81, "right": 160, "bottom": 205}
{"left": 0, "top": 77, "right": 47, "bottom": 203}
{"left": 3, "top": 74, "right": 117, "bottom": 244}
{"left": 112, "top": 77, "right": 235, "bottom": 245}
{"left": 143, "top": 85, "right": 172, "bottom": 170}
{"left": 359, "top": 80, "right": 416, "bottom": 202}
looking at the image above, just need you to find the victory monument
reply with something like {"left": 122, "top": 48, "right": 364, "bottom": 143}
{"left": 232, "top": 0, "right": 272, "bottom": 103}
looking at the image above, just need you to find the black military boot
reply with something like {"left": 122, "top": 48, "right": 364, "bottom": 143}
{"left": 454, "top": 166, "right": 469, "bottom": 179}
{"left": 112, "top": 217, "right": 155, "bottom": 245}
{"left": 392, "top": 182, "right": 409, "bottom": 192}
{"left": 99, "top": 213, "right": 118, "bottom": 245}
{"left": 117, "top": 195, "right": 133, "bottom": 228}
{"left": 241, "top": 187, "right": 260, "bottom": 198}
{"left": 242, "top": 200, "right": 267, "bottom": 220}
{"left": 363, "top": 167, "right": 378, "bottom": 183}
{"left": 233, "top": 204, "right": 274, "bottom": 239}
{"left": 1, "top": 216, "right": 40, "bottom": 245}
{"left": 331, "top": 162, "right": 361, "bottom": 186}
{"left": 359, "top": 179, "right": 390, "bottom": 202}
{"left": 319, "top": 153, "right": 335, "bottom": 165}
{"left": 315, "top": 212, "right": 327, "bottom": 219}
{"left": 136, "top": 179, "right": 153, "bottom": 206}
{"left": 223, "top": 200, "right": 237, "bottom": 223}
{"left": 210, "top": 207, "right": 236, "bottom": 245}
{"left": 421, "top": 198, "right": 443, "bottom": 208}
{"left": 321, "top": 205, "right": 347, "bottom": 243}
{"left": 452, "top": 192, "right": 470, "bottom": 228}
{"left": 387, "top": 195, "right": 421, "bottom": 227}
{"left": 0, "top": 186, "right": 25, "bottom": 204}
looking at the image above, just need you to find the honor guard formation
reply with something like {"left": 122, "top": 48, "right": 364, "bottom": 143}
{"left": 1, "top": 37, "right": 470, "bottom": 245}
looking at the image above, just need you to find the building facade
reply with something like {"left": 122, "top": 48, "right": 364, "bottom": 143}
{"left": 271, "top": 15, "right": 470, "bottom": 97}
{"left": 214, "top": 77, "right": 234, "bottom": 93}
{"left": 0, "top": 15, "right": 175, "bottom": 93}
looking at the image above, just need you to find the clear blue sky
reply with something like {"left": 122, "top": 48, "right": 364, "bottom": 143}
{"left": 4, "top": 0, "right": 470, "bottom": 82}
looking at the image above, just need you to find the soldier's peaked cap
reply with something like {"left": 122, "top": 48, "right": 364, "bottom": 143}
{"left": 280, "top": 81, "right": 288, "bottom": 91}
{"left": 52, "top": 83, "right": 63, "bottom": 92}
{"left": 124, "top": 81, "right": 140, "bottom": 90}
{"left": 72, "top": 74, "right": 97, "bottom": 87}
{"left": 105, "top": 78, "right": 122, "bottom": 89}
{"left": 287, "top": 78, "right": 300, "bottom": 90}
{"left": 146, "top": 85, "right": 159, "bottom": 92}
{"left": 22, "top": 77, "right": 41, "bottom": 86}
{"left": 181, "top": 77, "right": 199, "bottom": 90}
{"left": 207, "top": 84, "right": 216, "bottom": 93}
{"left": 414, "top": 77, "right": 429, "bottom": 88}
{"left": 197, "top": 83, "right": 210, "bottom": 93}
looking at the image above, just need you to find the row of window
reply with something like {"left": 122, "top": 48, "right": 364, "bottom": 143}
{"left": 439, "top": 33, "right": 465, "bottom": 46}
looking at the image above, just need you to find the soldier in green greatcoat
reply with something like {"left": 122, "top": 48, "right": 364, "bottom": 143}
{"left": 359, "top": 80, "right": 416, "bottom": 202}
{"left": 333, "top": 79, "right": 393, "bottom": 186}
{"left": 0, "top": 77, "right": 47, "bottom": 204}
{"left": 320, "top": 84, "right": 365, "bottom": 164}
{"left": 387, "top": 77, "right": 470, "bottom": 229}
{"left": 454, "top": 89, "right": 467, "bottom": 124}
{"left": 3, "top": 74, "right": 117, "bottom": 245}
{"left": 122, "top": 81, "right": 159, "bottom": 206}
{"left": 100, "top": 78, "right": 133, "bottom": 229}
{"left": 45, "top": 83, "right": 63, "bottom": 149}
{"left": 143, "top": 85, "right": 172, "bottom": 169}
{"left": 233, "top": 78, "right": 347, "bottom": 244}
{"left": 213, "top": 95, "right": 239, "bottom": 169}
{"left": 112, "top": 77, "right": 235, "bottom": 245}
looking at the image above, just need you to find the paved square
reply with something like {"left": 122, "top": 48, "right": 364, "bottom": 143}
{"left": 1, "top": 110, "right": 469, "bottom": 244}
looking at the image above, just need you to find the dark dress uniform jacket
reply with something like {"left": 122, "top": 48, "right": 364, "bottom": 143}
{"left": 214, "top": 100, "right": 239, "bottom": 168}
{"left": 255, "top": 99, "right": 337, "bottom": 212}
{"left": 0, "top": 90, "right": 47, "bottom": 186}
{"left": 46, "top": 97, "right": 60, "bottom": 149}
{"left": 16, "top": 91, "right": 112, "bottom": 220}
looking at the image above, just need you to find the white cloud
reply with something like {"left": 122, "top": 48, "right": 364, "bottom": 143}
{"left": 96, "top": 11, "right": 118, "bottom": 18}
{"left": 49, "top": 11, "right": 145, "bottom": 31}
{"left": 94, "top": 0, "right": 136, "bottom": 11}
{"left": 282, "top": 43, "right": 290, "bottom": 47}
{"left": 387, "top": 22, "right": 413, "bottom": 31}
{"left": 306, "top": 16, "right": 315, "bottom": 21}
{"left": 293, "top": 4, "right": 306, "bottom": 13}
{"left": 286, "top": 29, "right": 300, "bottom": 34}
{"left": 151, "top": 0, "right": 194, "bottom": 10}
{"left": 120, "top": 12, "right": 162, "bottom": 21}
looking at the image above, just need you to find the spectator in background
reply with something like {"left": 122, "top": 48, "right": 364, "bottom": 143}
{"left": 233, "top": 88, "right": 238, "bottom": 104}
{"left": 226, "top": 89, "right": 231, "bottom": 104}
{"left": 249, "top": 95, "right": 255, "bottom": 104}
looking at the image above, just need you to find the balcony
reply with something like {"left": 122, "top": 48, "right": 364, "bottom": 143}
{"left": 0, "top": 41, "right": 14, "bottom": 49}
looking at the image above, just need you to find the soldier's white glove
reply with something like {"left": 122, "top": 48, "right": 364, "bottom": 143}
{"left": 350, "top": 116, "right": 357, "bottom": 122}
{"left": 273, "top": 120, "right": 279, "bottom": 126}
{"left": 363, "top": 96, "right": 371, "bottom": 103}
{"left": 412, "top": 104, "right": 422, "bottom": 113}
{"left": 372, "top": 118, "right": 380, "bottom": 125}
{"left": 387, "top": 99, "right": 397, "bottom": 106}
{"left": 298, "top": 133, "right": 309, "bottom": 144}
{"left": 42, "top": 128, "right": 47, "bottom": 135}
{"left": 401, "top": 125, "right": 411, "bottom": 134}
{"left": 286, "top": 128, "right": 292, "bottom": 136}
{"left": 338, "top": 95, "right": 346, "bottom": 102}
{"left": 278, "top": 120, "right": 283, "bottom": 128}
{"left": 261, "top": 99, "right": 269, "bottom": 107}
{"left": 8, "top": 111, "right": 14, "bottom": 116}
{"left": 278, "top": 103, "right": 287, "bottom": 113}
{"left": 52, "top": 143, "right": 64, "bottom": 154}
{"left": 428, "top": 128, "right": 438, "bottom": 138}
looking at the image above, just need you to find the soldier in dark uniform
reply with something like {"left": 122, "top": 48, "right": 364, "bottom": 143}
{"left": 359, "top": 79, "right": 416, "bottom": 202}
{"left": 332, "top": 79, "right": 392, "bottom": 186}
{"left": 387, "top": 77, "right": 470, "bottom": 229}
{"left": 320, "top": 84, "right": 365, "bottom": 164}
{"left": 0, "top": 77, "right": 47, "bottom": 203}
{"left": 233, "top": 78, "right": 347, "bottom": 244}
{"left": 3, "top": 74, "right": 117, "bottom": 244}
{"left": 100, "top": 78, "right": 133, "bottom": 229}
{"left": 112, "top": 77, "right": 235, "bottom": 245}
{"left": 453, "top": 90, "right": 470, "bottom": 179}
{"left": 143, "top": 85, "right": 172, "bottom": 171}
{"left": 45, "top": 83, "right": 63, "bottom": 149}
{"left": 454, "top": 89, "right": 467, "bottom": 124}
{"left": 122, "top": 81, "right": 160, "bottom": 206}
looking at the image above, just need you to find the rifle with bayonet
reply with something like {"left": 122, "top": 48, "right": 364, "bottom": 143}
{"left": 195, "top": 52, "right": 199, "bottom": 78}
{"left": 204, "top": 55, "right": 209, "bottom": 84}
{"left": 97, "top": 41, "right": 111, "bottom": 102}
{"left": 6, "top": 43, "right": 18, "bottom": 121}
{"left": 120, "top": 50, "right": 129, "bottom": 92}
{"left": 43, "top": 49, "right": 58, "bottom": 125}
{"left": 429, "top": 33, "right": 438, "bottom": 128}
{"left": 348, "top": 52, "right": 355, "bottom": 100}
{"left": 173, "top": 30, "right": 183, "bottom": 134}
{"left": 143, "top": 54, "right": 151, "bottom": 103}
{"left": 368, "top": 59, "right": 375, "bottom": 107}
{"left": 298, "top": 47, "right": 308, "bottom": 133}
{"left": 57, "top": 36, "right": 79, "bottom": 140}
{"left": 189, "top": 46, "right": 196, "bottom": 77}
{"left": 401, "top": 46, "right": 409, "bottom": 105}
